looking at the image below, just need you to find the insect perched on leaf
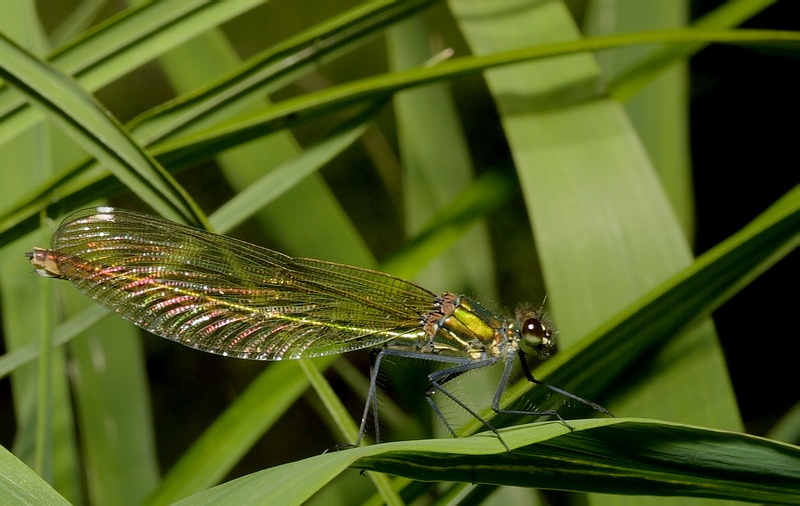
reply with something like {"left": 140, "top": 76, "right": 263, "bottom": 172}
{"left": 28, "top": 207, "right": 609, "bottom": 450}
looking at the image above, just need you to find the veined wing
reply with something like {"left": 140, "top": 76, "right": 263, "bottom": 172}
{"left": 44, "top": 207, "right": 435, "bottom": 360}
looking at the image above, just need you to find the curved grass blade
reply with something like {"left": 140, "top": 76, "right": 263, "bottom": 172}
{"left": 2, "top": 28, "right": 798, "bottom": 245}
{"left": 174, "top": 419, "right": 800, "bottom": 506}
{"left": 608, "top": 0, "right": 776, "bottom": 102}
{"left": 144, "top": 357, "right": 336, "bottom": 506}
{"left": 476, "top": 184, "right": 799, "bottom": 436}
{"left": 152, "top": 29, "right": 800, "bottom": 169}
{"left": 0, "top": 444, "right": 71, "bottom": 506}
{"left": 0, "top": 1, "right": 263, "bottom": 146}
{"left": 0, "top": 1, "right": 432, "bottom": 247}
{"left": 132, "top": 0, "right": 435, "bottom": 145}
{"left": 208, "top": 100, "right": 385, "bottom": 234}
{"left": 389, "top": 16, "right": 496, "bottom": 297}
{"left": 298, "top": 360, "right": 404, "bottom": 505}
{"left": 0, "top": 33, "right": 204, "bottom": 226}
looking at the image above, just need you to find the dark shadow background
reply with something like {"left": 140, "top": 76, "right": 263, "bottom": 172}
{"left": 690, "top": 0, "right": 798, "bottom": 434}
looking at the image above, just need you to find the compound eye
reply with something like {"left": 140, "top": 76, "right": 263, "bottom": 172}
{"left": 521, "top": 317, "right": 550, "bottom": 348}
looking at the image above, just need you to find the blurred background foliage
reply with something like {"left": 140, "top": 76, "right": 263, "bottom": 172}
{"left": 0, "top": 0, "right": 797, "bottom": 505}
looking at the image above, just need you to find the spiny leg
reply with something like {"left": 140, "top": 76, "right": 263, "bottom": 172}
{"left": 355, "top": 348, "right": 389, "bottom": 447}
{"left": 354, "top": 346, "right": 610, "bottom": 449}
{"left": 425, "top": 357, "right": 511, "bottom": 452}
{"left": 517, "top": 350, "right": 612, "bottom": 417}
{"left": 364, "top": 349, "right": 511, "bottom": 450}
{"left": 491, "top": 349, "right": 568, "bottom": 428}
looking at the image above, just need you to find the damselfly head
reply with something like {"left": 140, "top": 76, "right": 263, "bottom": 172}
{"left": 515, "top": 307, "right": 555, "bottom": 357}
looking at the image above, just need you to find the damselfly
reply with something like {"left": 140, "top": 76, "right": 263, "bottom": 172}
{"left": 28, "top": 207, "right": 608, "bottom": 449}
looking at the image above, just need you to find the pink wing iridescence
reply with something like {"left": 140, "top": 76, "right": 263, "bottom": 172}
{"left": 49, "top": 207, "right": 436, "bottom": 360}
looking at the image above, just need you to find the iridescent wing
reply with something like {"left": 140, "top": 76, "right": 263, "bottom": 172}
{"left": 39, "top": 207, "right": 435, "bottom": 360}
